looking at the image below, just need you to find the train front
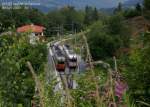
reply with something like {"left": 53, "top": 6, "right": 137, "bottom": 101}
{"left": 63, "top": 45, "right": 78, "bottom": 69}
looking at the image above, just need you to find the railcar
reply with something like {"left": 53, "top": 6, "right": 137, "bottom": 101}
{"left": 52, "top": 44, "right": 66, "bottom": 72}
{"left": 63, "top": 44, "right": 77, "bottom": 69}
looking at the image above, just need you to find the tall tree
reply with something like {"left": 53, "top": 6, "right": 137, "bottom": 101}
{"left": 92, "top": 7, "right": 99, "bottom": 21}
{"left": 143, "top": 0, "right": 150, "bottom": 19}
{"left": 84, "top": 6, "right": 99, "bottom": 26}
{"left": 108, "top": 14, "right": 131, "bottom": 47}
{"left": 87, "top": 21, "right": 117, "bottom": 60}
{"left": 144, "top": 0, "right": 150, "bottom": 10}
{"left": 61, "top": 6, "right": 84, "bottom": 32}
{"left": 114, "top": 2, "right": 123, "bottom": 13}
{"left": 136, "top": 3, "right": 142, "bottom": 12}
{"left": 84, "top": 6, "right": 93, "bottom": 25}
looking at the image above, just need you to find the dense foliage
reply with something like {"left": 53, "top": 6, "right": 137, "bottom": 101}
{"left": 122, "top": 32, "right": 150, "bottom": 105}
{"left": 0, "top": 34, "right": 47, "bottom": 106}
{"left": 87, "top": 14, "right": 131, "bottom": 60}
{"left": 144, "top": 0, "right": 150, "bottom": 10}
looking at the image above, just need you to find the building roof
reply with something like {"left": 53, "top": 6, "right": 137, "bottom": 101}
{"left": 17, "top": 24, "right": 45, "bottom": 33}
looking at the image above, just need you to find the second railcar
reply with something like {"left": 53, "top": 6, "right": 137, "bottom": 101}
{"left": 52, "top": 44, "right": 66, "bottom": 72}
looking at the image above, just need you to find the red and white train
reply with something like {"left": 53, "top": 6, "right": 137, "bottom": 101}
{"left": 52, "top": 43, "right": 66, "bottom": 72}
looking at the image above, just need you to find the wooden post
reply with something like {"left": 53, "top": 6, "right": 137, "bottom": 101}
{"left": 113, "top": 56, "right": 117, "bottom": 72}
{"left": 82, "top": 34, "right": 101, "bottom": 106}
{"left": 27, "top": 61, "right": 44, "bottom": 107}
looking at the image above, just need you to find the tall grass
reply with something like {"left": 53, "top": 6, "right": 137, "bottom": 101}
{"left": 123, "top": 93, "right": 136, "bottom": 107}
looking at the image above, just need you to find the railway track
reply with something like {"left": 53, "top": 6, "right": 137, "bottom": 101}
{"left": 47, "top": 41, "right": 81, "bottom": 105}
{"left": 46, "top": 31, "right": 124, "bottom": 106}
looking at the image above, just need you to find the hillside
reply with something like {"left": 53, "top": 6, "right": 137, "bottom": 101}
{"left": 126, "top": 16, "right": 150, "bottom": 36}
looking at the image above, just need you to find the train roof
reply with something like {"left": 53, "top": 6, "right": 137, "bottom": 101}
{"left": 63, "top": 45, "right": 75, "bottom": 55}
{"left": 53, "top": 45, "right": 64, "bottom": 57}
{"left": 63, "top": 44, "right": 77, "bottom": 59}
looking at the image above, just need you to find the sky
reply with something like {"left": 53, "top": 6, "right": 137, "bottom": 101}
{"left": 39, "top": 0, "right": 129, "bottom": 8}
{"left": 0, "top": 0, "right": 133, "bottom": 8}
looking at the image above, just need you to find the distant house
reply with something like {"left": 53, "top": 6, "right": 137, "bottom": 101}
{"left": 17, "top": 24, "right": 46, "bottom": 44}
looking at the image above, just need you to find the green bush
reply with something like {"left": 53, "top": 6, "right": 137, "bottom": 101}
{"left": 87, "top": 14, "right": 131, "bottom": 60}
{"left": 0, "top": 34, "right": 47, "bottom": 106}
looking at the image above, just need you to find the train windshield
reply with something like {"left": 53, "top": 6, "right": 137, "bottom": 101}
{"left": 58, "top": 60, "right": 65, "bottom": 64}
{"left": 69, "top": 58, "right": 77, "bottom": 62}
